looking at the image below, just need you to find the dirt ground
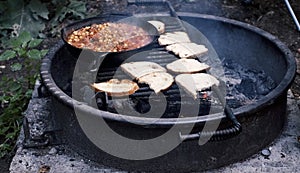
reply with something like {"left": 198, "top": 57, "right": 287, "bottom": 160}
{"left": 1, "top": 0, "right": 300, "bottom": 172}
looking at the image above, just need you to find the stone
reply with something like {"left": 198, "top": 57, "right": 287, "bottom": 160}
{"left": 48, "top": 148, "right": 57, "bottom": 155}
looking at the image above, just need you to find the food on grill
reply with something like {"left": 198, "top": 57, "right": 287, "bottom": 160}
{"left": 121, "top": 61, "right": 166, "bottom": 79}
{"left": 91, "top": 79, "right": 139, "bottom": 97}
{"left": 138, "top": 72, "right": 174, "bottom": 93}
{"left": 166, "top": 42, "right": 208, "bottom": 58}
{"left": 147, "top": 20, "right": 165, "bottom": 34}
{"left": 158, "top": 31, "right": 191, "bottom": 45}
{"left": 166, "top": 59, "right": 210, "bottom": 73}
{"left": 121, "top": 61, "right": 173, "bottom": 93}
{"left": 66, "top": 22, "right": 152, "bottom": 52}
{"left": 175, "top": 73, "right": 220, "bottom": 99}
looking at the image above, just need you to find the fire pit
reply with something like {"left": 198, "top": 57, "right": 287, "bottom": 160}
{"left": 40, "top": 13, "right": 296, "bottom": 172}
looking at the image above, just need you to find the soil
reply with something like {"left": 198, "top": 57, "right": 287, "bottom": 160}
{"left": 1, "top": 0, "right": 299, "bottom": 172}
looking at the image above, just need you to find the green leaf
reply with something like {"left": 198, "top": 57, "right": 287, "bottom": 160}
{"left": 9, "top": 81, "right": 22, "bottom": 92}
{"left": 18, "top": 31, "right": 32, "bottom": 48}
{"left": 28, "top": 39, "right": 43, "bottom": 48}
{"left": 7, "top": 39, "right": 21, "bottom": 48}
{"left": 0, "top": 1, "right": 24, "bottom": 24}
{"left": 15, "top": 48, "right": 26, "bottom": 57}
{"left": 51, "top": 1, "right": 86, "bottom": 23}
{"left": 40, "top": 49, "right": 48, "bottom": 56}
{"left": 10, "top": 63, "right": 22, "bottom": 72}
{"left": 26, "top": 49, "right": 42, "bottom": 59}
{"left": 0, "top": 143, "right": 11, "bottom": 150}
{"left": 69, "top": 1, "right": 87, "bottom": 13}
{"left": 0, "top": 127, "right": 10, "bottom": 135}
{"left": 68, "top": 1, "right": 87, "bottom": 20}
{"left": 28, "top": 0, "right": 49, "bottom": 20}
{"left": 25, "top": 89, "right": 33, "bottom": 98}
{"left": 51, "top": 6, "right": 65, "bottom": 23}
{"left": 5, "top": 132, "right": 16, "bottom": 139}
{"left": 0, "top": 0, "right": 45, "bottom": 38}
{"left": 0, "top": 50, "right": 16, "bottom": 61}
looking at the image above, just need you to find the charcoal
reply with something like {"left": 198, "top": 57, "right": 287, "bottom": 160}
{"left": 224, "top": 60, "right": 276, "bottom": 105}
{"left": 256, "top": 74, "right": 276, "bottom": 95}
{"left": 131, "top": 98, "right": 151, "bottom": 114}
{"left": 236, "top": 78, "right": 256, "bottom": 99}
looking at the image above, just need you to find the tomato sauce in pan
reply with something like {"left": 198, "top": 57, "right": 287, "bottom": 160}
{"left": 67, "top": 22, "right": 152, "bottom": 52}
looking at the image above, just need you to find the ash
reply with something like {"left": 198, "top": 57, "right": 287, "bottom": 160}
{"left": 223, "top": 60, "right": 276, "bottom": 108}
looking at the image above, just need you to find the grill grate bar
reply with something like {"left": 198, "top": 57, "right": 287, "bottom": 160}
{"left": 93, "top": 15, "right": 216, "bottom": 117}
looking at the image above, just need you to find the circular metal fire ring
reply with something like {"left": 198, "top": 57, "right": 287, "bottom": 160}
{"left": 40, "top": 13, "right": 296, "bottom": 172}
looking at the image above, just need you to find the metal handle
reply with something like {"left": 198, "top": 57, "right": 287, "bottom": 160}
{"left": 179, "top": 122, "right": 241, "bottom": 142}
{"left": 179, "top": 86, "right": 242, "bottom": 142}
{"left": 180, "top": 97, "right": 242, "bottom": 142}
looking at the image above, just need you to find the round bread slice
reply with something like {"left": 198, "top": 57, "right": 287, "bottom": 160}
{"left": 138, "top": 72, "right": 174, "bottom": 93}
{"left": 166, "top": 42, "right": 208, "bottom": 59}
{"left": 121, "top": 61, "right": 166, "bottom": 79}
{"left": 166, "top": 59, "right": 210, "bottom": 73}
{"left": 147, "top": 20, "right": 165, "bottom": 34}
{"left": 91, "top": 79, "right": 139, "bottom": 97}
{"left": 175, "top": 73, "right": 219, "bottom": 99}
{"left": 158, "top": 31, "right": 191, "bottom": 46}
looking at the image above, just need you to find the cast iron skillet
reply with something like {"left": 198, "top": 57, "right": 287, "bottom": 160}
{"left": 61, "top": 15, "right": 159, "bottom": 62}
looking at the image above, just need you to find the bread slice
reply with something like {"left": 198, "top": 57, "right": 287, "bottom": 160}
{"left": 175, "top": 73, "right": 219, "bottom": 99}
{"left": 158, "top": 31, "right": 191, "bottom": 46}
{"left": 166, "top": 42, "right": 208, "bottom": 59}
{"left": 166, "top": 59, "right": 210, "bottom": 73}
{"left": 138, "top": 72, "right": 174, "bottom": 93}
{"left": 147, "top": 20, "right": 165, "bottom": 34}
{"left": 121, "top": 61, "right": 166, "bottom": 79}
{"left": 91, "top": 79, "right": 139, "bottom": 97}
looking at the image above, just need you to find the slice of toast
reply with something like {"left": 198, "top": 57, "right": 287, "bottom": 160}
{"left": 175, "top": 73, "right": 220, "bottom": 99}
{"left": 166, "top": 42, "right": 208, "bottom": 59}
{"left": 166, "top": 59, "right": 210, "bottom": 73}
{"left": 158, "top": 31, "right": 191, "bottom": 45}
{"left": 138, "top": 72, "right": 174, "bottom": 93}
{"left": 121, "top": 61, "right": 166, "bottom": 79}
{"left": 147, "top": 20, "right": 165, "bottom": 34}
{"left": 91, "top": 79, "right": 139, "bottom": 97}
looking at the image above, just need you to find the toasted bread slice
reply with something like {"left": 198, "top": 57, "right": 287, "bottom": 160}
{"left": 121, "top": 61, "right": 166, "bottom": 79}
{"left": 138, "top": 72, "right": 174, "bottom": 93}
{"left": 91, "top": 79, "right": 139, "bottom": 97}
{"left": 158, "top": 31, "right": 191, "bottom": 45}
{"left": 175, "top": 73, "right": 219, "bottom": 99}
{"left": 166, "top": 42, "right": 208, "bottom": 59}
{"left": 166, "top": 59, "right": 210, "bottom": 73}
{"left": 147, "top": 20, "right": 165, "bottom": 34}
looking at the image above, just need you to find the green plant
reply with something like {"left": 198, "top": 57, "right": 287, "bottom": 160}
{"left": 47, "top": 0, "right": 87, "bottom": 37}
{"left": 0, "top": 0, "right": 88, "bottom": 159}
{"left": 0, "top": 31, "right": 48, "bottom": 158}
{"left": 0, "top": 0, "right": 49, "bottom": 39}
{"left": 0, "top": 0, "right": 88, "bottom": 41}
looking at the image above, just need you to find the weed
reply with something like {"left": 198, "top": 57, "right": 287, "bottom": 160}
{"left": 0, "top": 0, "right": 89, "bottom": 159}
{"left": 0, "top": 31, "right": 48, "bottom": 158}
